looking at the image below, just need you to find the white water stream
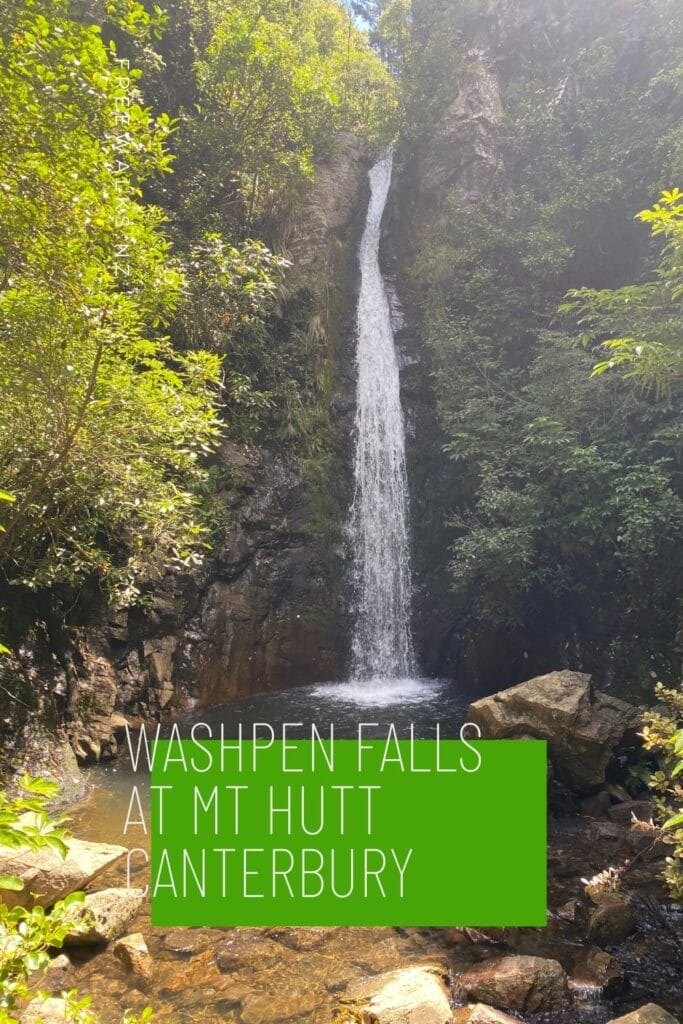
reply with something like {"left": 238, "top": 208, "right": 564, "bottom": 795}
{"left": 348, "top": 151, "right": 415, "bottom": 682}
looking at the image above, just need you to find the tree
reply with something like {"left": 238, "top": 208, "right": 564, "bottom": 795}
{"left": 397, "top": 0, "right": 683, "bottom": 684}
{"left": 563, "top": 189, "right": 683, "bottom": 393}
{"left": 0, "top": 0, "right": 222, "bottom": 604}
{"left": 170, "top": 0, "right": 399, "bottom": 236}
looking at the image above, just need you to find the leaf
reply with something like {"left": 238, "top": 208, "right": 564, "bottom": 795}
{"left": 19, "top": 776, "right": 59, "bottom": 799}
{"left": 0, "top": 875, "right": 24, "bottom": 891}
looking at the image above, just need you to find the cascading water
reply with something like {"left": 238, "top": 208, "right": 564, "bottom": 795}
{"left": 348, "top": 150, "right": 415, "bottom": 682}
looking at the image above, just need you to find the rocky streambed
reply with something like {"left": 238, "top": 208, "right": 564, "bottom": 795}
{"left": 4, "top": 672, "right": 682, "bottom": 1024}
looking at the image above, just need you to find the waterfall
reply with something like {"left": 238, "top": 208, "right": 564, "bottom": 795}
{"left": 349, "top": 150, "right": 415, "bottom": 682}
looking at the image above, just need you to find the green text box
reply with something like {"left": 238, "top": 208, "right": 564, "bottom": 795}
{"left": 150, "top": 739, "right": 546, "bottom": 927}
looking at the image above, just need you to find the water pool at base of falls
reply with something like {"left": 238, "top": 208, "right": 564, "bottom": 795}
{"left": 179, "top": 676, "right": 470, "bottom": 736}
{"left": 65, "top": 677, "right": 682, "bottom": 1024}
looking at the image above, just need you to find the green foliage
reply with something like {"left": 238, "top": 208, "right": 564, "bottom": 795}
{"left": 166, "top": 0, "right": 398, "bottom": 235}
{"left": 562, "top": 189, "right": 683, "bottom": 392}
{"left": 0, "top": 775, "right": 69, "bottom": 866}
{"left": 0, "top": 776, "right": 153, "bottom": 1024}
{"left": 135, "top": 0, "right": 397, "bottom": 452}
{"left": 401, "top": 0, "right": 683, "bottom": 682}
{"left": 174, "top": 234, "right": 290, "bottom": 434}
{"left": 0, "top": 0, "right": 223, "bottom": 603}
{"left": 0, "top": 776, "right": 86, "bottom": 1023}
{"left": 433, "top": 327, "right": 683, "bottom": 676}
{"left": 0, "top": 892, "right": 87, "bottom": 1024}
{"left": 641, "top": 683, "right": 683, "bottom": 899}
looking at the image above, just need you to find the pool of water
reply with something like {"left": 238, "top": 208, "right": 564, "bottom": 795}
{"left": 180, "top": 676, "right": 474, "bottom": 737}
{"left": 64, "top": 678, "right": 683, "bottom": 1024}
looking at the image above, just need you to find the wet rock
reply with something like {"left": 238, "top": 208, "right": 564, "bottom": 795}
{"left": 196, "top": 443, "right": 344, "bottom": 702}
{"left": 0, "top": 837, "right": 127, "bottom": 909}
{"left": 452, "top": 1004, "right": 519, "bottom": 1024}
{"left": 64, "top": 887, "right": 145, "bottom": 944}
{"left": 158, "top": 948, "right": 234, "bottom": 996}
{"left": 21, "top": 997, "right": 69, "bottom": 1024}
{"left": 113, "top": 932, "right": 153, "bottom": 984}
{"left": 70, "top": 651, "right": 119, "bottom": 763}
{"left": 606, "top": 1005, "right": 680, "bottom": 1024}
{"left": 340, "top": 965, "right": 452, "bottom": 1024}
{"left": 580, "top": 791, "right": 612, "bottom": 820}
{"left": 265, "top": 926, "right": 339, "bottom": 950}
{"left": 556, "top": 899, "right": 579, "bottom": 922}
{"left": 287, "top": 131, "right": 368, "bottom": 292}
{"left": 456, "top": 955, "right": 571, "bottom": 1012}
{"left": 608, "top": 801, "right": 655, "bottom": 826}
{"left": 467, "top": 670, "right": 640, "bottom": 792}
{"left": 162, "top": 927, "right": 224, "bottom": 956}
{"left": 570, "top": 947, "right": 625, "bottom": 997}
{"left": 587, "top": 895, "right": 635, "bottom": 945}
{"left": 215, "top": 930, "right": 287, "bottom": 972}
{"left": 240, "top": 988, "right": 320, "bottom": 1024}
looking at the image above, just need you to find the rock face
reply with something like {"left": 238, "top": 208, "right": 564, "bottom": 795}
{"left": 190, "top": 442, "right": 345, "bottom": 702}
{"left": 64, "top": 887, "right": 145, "bottom": 944}
{"left": 467, "top": 670, "right": 641, "bottom": 791}
{"left": 287, "top": 131, "right": 368, "bottom": 296}
{"left": 69, "top": 651, "right": 119, "bottom": 763}
{"left": 417, "top": 49, "right": 504, "bottom": 209}
{"left": 0, "top": 837, "right": 126, "bottom": 910}
{"left": 607, "top": 1006, "right": 681, "bottom": 1024}
{"left": 608, "top": 800, "right": 654, "bottom": 826}
{"left": 59, "top": 438, "right": 349, "bottom": 741}
{"left": 456, "top": 956, "right": 571, "bottom": 1013}
{"left": 340, "top": 965, "right": 453, "bottom": 1024}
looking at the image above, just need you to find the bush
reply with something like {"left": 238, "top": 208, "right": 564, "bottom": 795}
{"left": 641, "top": 683, "right": 683, "bottom": 900}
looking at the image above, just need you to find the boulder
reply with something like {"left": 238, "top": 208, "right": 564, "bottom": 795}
{"left": 606, "top": 1005, "right": 680, "bottom": 1024}
{"left": 63, "top": 887, "right": 144, "bottom": 945}
{"left": 340, "top": 965, "right": 452, "bottom": 1024}
{"left": 456, "top": 955, "right": 570, "bottom": 1013}
{"left": 113, "top": 932, "right": 153, "bottom": 984}
{"left": 467, "top": 671, "right": 640, "bottom": 792}
{"left": 608, "top": 801, "right": 655, "bottom": 826}
{"left": 570, "top": 947, "right": 625, "bottom": 997}
{"left": 0, "top": 837, "right": 127, "bottom": 909}
{"left": 587, "top": 894, "right": 635, "bottom": 945}
{"left": 452, "top": 1004, "right": 519, "bottom": 1024}
{"left": 21, "top": 997, "right": 69, "bottom": 1024}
